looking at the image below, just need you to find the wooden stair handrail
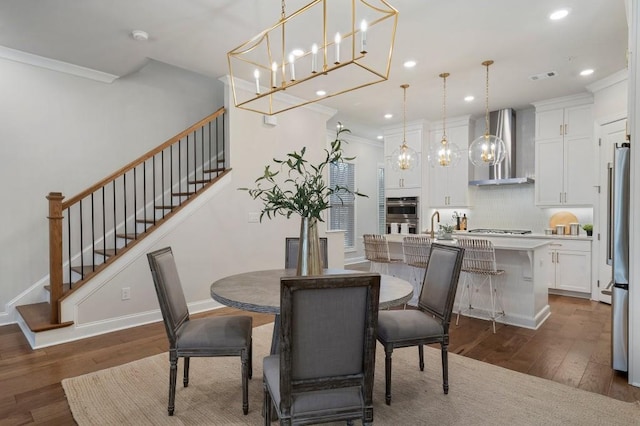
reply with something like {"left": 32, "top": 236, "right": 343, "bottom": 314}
{"left": 45, "top": 108, "right": 226, "bottom": 325}
{"left": 62, "top": 107, "right": 225, "bottom": 209}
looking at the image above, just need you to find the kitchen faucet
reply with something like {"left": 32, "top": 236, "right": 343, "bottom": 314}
{"left": 430, "top": 211, "right": 440, "bottom": 239}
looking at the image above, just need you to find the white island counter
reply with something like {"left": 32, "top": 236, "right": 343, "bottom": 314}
{"left": 384, "top": 233, "right": 551, "bottom": 329}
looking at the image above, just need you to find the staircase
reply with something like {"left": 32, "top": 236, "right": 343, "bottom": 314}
{"left": 16, "top": 107, "right": 228, "bottom": 332}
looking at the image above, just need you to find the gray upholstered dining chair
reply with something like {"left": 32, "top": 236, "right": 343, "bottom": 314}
{"left": 376, "top": 243, "right": 464, "bottom": 405}
{"left": 284, "top": 237, "right": 329, "bottom": 269}
{"left": 147, "top": 247, "right": 253, "bottom": 416}
{"left": 263, "top": 273, "right": 381, "bottom": 425}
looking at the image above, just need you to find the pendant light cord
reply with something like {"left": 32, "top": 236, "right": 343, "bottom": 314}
{"left": 482, "top": 60, "right": 493, "bottom": 136}
{"left": 401, "top": 84, "right": 409, "bottom": 144}
{"left": 440, "top": 73, "right": 449, "bottom": 144}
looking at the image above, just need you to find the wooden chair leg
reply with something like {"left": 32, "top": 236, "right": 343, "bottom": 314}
{"left": 248, "top": 339, "right": 253, "bottom": 380}
{"left": 418, "top": 344, "right": 424, "bottom": 371}
{"left": 384, "top": 346, "right": 393, "bottom": 405}
{"left": 183, "top": 356, "right": 190, "bottom": 387}
{"left": 441, "top": 344, "right": 449, "bottom": 394}
{"left": 263, "top": 382, "right": 272, "bottom": 426}
{"left": 168, "top": 351, "right": 178, "bottom": 416}
{"left": 242, "top": 353, "right": 249, "bottom": 415}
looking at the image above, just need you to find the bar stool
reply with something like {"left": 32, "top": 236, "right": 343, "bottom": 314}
{"left": 363, "top": 234, "right": 403, "bottom": 275}
{"left": 455, "top": 238, "right": 505, "bottom": 333}
{"left": 401, "top": 235, "right": 432, "bottom": 306}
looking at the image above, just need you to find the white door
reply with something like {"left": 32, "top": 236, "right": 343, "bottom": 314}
{"left": 598, "top": 119, "right": 627, "bottom": 304}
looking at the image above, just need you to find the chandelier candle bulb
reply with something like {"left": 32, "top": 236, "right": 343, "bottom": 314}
{"left": 254, "top": 69, "right": 260, "bottom": 94}
{"left": 271, "top": 62, "right": 277, "bottom": 88}
{"left": 289, "top": 54, "right": 296, "bottom": 81}
{"left": 311, "top": 44, "right": 318, "bottom": 73}
{"left": 334, "top": 32, "right": 341, "bottom": 64}
{"left": 360, "top": 20, "right": 368, "bottom": 53}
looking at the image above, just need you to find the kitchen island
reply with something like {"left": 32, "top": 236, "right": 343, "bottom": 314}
{"left": 384, "top": 233, "right": 551, "bottom": 329}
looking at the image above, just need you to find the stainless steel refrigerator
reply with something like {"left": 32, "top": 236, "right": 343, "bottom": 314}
{"left": 609, "top": 142, "right": 630, "bottom": 372}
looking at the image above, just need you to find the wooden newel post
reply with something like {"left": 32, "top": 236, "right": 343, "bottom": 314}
{"left": 47, "top": 192, "right": 65, "bottom": 324}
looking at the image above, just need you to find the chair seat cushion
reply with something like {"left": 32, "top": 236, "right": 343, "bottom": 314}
{"left": 263, "top": 355, "right": 363, "bottom": 417}
{"left": 377, "top": 310, "right": 443, "bottom": 344}
{"left": 176, "top": 315, "right": 251, "bottom": 352}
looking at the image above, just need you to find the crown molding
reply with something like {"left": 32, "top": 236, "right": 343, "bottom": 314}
{"left": 586, "top": 68, "right": 628, "bottom": 93}
{"left": 0, "top": 45, "right": 119, "bottom": 83}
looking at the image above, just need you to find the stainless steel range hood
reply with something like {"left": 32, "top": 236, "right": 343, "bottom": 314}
{"left": 468, "top": 108, "right": 534, "bottom": 186}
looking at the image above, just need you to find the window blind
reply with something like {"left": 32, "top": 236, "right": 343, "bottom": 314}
{"left": 329, "top": 162, "right": 356, "bottom": 248}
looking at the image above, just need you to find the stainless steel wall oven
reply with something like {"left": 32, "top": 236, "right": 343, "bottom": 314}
{"left": 385, "top": 196, "right": 419, "bottom": 234}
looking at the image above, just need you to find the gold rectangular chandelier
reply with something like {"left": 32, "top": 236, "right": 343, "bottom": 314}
{"left": 227, "top": 0, "right": 398, "bottom": 115}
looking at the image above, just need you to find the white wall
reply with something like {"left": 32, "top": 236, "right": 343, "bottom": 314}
{"left": 0, "top": 57, "right": 222, "bottom": 323}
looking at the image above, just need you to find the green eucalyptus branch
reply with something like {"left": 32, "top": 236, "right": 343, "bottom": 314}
{"left": 239, "top": 123, "right": 368, "bottom": 222}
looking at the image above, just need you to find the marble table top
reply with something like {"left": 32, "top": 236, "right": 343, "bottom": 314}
{"left": 210, "top": 268, "right": 413, "bottom": 314}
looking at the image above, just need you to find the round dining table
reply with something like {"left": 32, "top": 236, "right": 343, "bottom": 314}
{"left": 210, "top": 268, "right": 413, "bottom": 353}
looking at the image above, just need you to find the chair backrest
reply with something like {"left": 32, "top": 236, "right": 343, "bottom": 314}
{"left": 456, "top": 237, "right": 499, "bottom": 273}
{"left": 147, "top": 247, "right": 190, "bottom": 346}
{"left": 285, "top": 237, "right": 328, "bottom": 269}
{"left": 402, "top": 235, "right": 432, "bottom": 268}
{"left": 279, "top": 273, "right": 381, "bottom": 413}
{"left": 417, "top": 243, "right": 465, "bottom": 325}
{"left": 363, "top": 234, "right": 391, "bottom": 262}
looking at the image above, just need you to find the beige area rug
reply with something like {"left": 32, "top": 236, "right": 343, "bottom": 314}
{"left": 63, "top": 323, "right": 640, "bottom": 425}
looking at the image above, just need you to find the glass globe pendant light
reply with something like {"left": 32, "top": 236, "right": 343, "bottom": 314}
{"left": 428, "top": 72, "right": 461, "bottom": 168}
{"left": 469, "top": 60, "right": 506, "bottom": 167}
{"left": 391, "top": 84, "right": 418, "bottom": 171}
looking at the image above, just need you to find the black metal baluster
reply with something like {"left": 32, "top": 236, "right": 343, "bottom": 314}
{"left": 143, "top": 161, "right": 147, "bottom": 232}
{"left": 153, "top": 156, "right": 156, "bottom": 225}
{"left": 79, "top": 200, "right": 85, "bottom": 275}
{"left": 161, "top": 150, "right": 165, "bottom": 213}
{"left": 201, "top": 126, "right": 205, "bottom": 182}
{"left": 102, "top": 187, "right": 106, "bottom": 257}
{"left": 178, "top": 138, "right": 182, "bottom": 205}
{"left": 208, "top": 121, "right": 212, "bottom": 174}
{"left": 91, "top": 193, "right": 95, "bottom": 267}
{"left": 67, "top": 207, "right": 72, "bottom": 288}
{"left": 186, "top": 134, "right": 190, "bottom": 194}
{"left": 123, "top": 173, "right": 128, "bottom": 246}
{"left": 133, "top": 167, "right": 137, "bottom": 240}
{"left": 113, "top": 180, "right": 117, "bottom": 252}
{"left": 170, "top": 145, "right": 174, "bottom": 208}
{"left": 192, "top": 130, "right": 197, "bottom": 188}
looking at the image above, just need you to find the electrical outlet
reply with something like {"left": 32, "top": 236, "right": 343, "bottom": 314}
{"left": 121, "top": 287, "right": 131, "bottom": 300}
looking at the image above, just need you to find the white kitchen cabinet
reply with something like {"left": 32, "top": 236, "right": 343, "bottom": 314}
{"left": 547, "top": 240, "right": 592, "bottom": 294}
{"left": 428, "top": 116, "right": 472, "bottom": 207}
{"left": 533, "top": 95, "right": 594, "bottom": 206}
{"left": 384, "top": 122, "right": 424, "bottom": 190}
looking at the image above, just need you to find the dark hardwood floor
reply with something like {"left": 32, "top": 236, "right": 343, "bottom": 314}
{"left": 1, "top": 283, "right": 638, "bottom": 424}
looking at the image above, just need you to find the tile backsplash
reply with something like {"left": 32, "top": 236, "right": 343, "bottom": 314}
{"left": 428, "top": 184, "right": 593, "bottom": 233}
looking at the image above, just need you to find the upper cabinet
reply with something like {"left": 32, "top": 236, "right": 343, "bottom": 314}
{"left": 533, "top": 94, "right": 594, "bottom": 206}
{"left": 427, "top": 116, "right": 473, "bottom": 208}
{"left": 384, "top": 121, "right": 424, "bottom": 193}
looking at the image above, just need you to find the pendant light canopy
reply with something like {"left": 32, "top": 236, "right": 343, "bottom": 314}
{"left": 391, "top": 84, "right": 418, "bottom": 171}
{"left": 469, "top": 60, "right": 506, "bottom": 167}
{"left": 428, "top": 72, "right": 461, "bottom": 168}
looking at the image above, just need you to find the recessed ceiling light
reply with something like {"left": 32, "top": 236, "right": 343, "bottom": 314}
{"left": 131, "top": 30, "right": 149, "bottom": 41}
{"left": 403, "top": 60, "right": 417, "bottom": 68}
{"left": 291, "top": 48, "right": 305, "bottom": 57}
{"left": 384, "top": 113, "right": 393, "bottom": 119}
{"left": 316, "top": 90, "right": 326, "bottom": 96}
{"left": 549, "top": 9, "right": 569, "bottom": 20}
{"left": 464, "top": 95, "right": 475, "bottom": 102}
{"left": 377, "top": 135, "right": 384, "bottom": 140}
{"left": 580, "top": 69, "right": 594, "bottom": 76}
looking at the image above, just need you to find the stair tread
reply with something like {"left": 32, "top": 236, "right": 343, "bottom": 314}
{"left": 188, "top": 179, "right": 212, "bottom": 184}
{"left": 154, "top": 205, "right": 177, "bottom": 210}
{"left": 95, "top": 248, "right": 117, "bottom": 256}
{"left": 44, "top": 283, "right": 71, "bottom": 293}
{"left": 70, "top": 265, "right": 98, "bottom": 275}
{"left": 16, "top": 303, "right": 74, "bottom": 332}
{"left": 136, "top": 218, "right": 155, "bottom": 224}
{"left": 204, "top": 167, "right": 225, "bottom": 173}
{"left": 172, "top": 192, "right": 195, "bottom": 196}
{"left": 116, "top": 233, "right": 140, "bottom": 240}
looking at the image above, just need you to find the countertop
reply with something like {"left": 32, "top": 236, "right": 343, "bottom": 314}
{"left": 385, "top": 231, "right": 592, "bottom": 242}
{"left": 384, "top": 233, "right": 552, "bottom": 250}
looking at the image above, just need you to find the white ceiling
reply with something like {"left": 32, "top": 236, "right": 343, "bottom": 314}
{"left": 0, "top": 0, "right": 628, "bottom": 139}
